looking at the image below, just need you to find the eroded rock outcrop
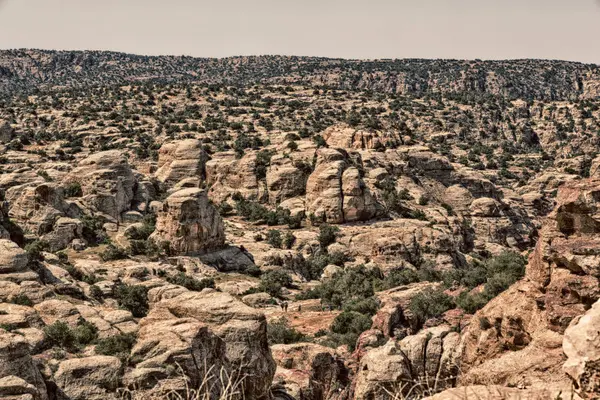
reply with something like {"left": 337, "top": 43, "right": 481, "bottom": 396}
{"left": 458, "top": 178, "right": 600, "bottom": 391}
{"left": 64, "top": 150, "right": 136, "bottom": 221}
{"left": 135, "top": 289, "right": 276, "bottom": 399}
{"left": 0, "top": 331, "right": 47, "bottom": 400}
{"left": 563, "top": 299, "right": 600, "bottom": 399}
{"left": 150, "top": 188, "right": 225, "bottom": 255}
{"left": 272, "top": 343, "right": 350, "bottom": 400}
{"left": 154, "top": 139, "right": 209, "bottom": 188}
{"left": 305, "top": 148, "right": 381, "bottom": 224}
{"left": 353, "top": 326, "right": 460, "bottom": 400}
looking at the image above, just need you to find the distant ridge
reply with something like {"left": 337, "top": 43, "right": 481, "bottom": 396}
{"left": 1, "top": 49, "right": 599, "bottom": 100}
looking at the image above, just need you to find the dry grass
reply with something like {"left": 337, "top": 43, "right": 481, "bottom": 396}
{"left": 119, "top": 363, "right": 246, "bottom": 400}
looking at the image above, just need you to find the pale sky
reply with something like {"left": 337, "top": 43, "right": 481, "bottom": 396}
{"left": 0, "top": 0, "right": 599, "bottom": 63}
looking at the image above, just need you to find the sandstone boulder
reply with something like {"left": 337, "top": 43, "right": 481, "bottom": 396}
{"left": 563, "top": 299, "right": 600, "bottom": 399}
{"left": 142, "top": 289, "right": 276, "bottom": 399}
{"left": 353, "top": 326, "right": 460, "bottom": 400}
{"left": 305, "top": 148, "right": 380, "bottom": 224}
{"left": 0, "top": 331, "right": 47, "bottom": 400}
{"left": 154, "top": 139, "right": 209, "bottom": 188}
{"left": 150, "top": 188, "right": 225, "bottom": 255}
{"left": 55, "top": 356, "right": 121, "bottom": 400}
{"left": 271, "top": 343, "right": 350, "bottom": 400}
{"left": 64, "top": 150, "right": 135, "bottom": 221}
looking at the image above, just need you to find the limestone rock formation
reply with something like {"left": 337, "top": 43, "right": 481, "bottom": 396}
{"left": 150, "top": 188, "right": 225, "bottom": 255}
{"left": 154, "top": 139, "right": 209, "bottom": 188}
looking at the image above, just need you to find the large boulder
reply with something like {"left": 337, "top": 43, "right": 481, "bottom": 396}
{"left": 142, "top": 289, "right": 276, "bottom": 399}
{"left": 126, "top": 316, "right": 227, "bottom": 398}
{"left": 206, "top": 151, "right": 266, "bottom": 203}
{"left": 0, "top": 239, "right": 38, "bottom": 284}
{"left": 563, "top": 299, "right": 600, "bottom": 399}
{"left": 154, "top": 139, "right": 209, "bottom": 188}
{"left": 54, "top": 356, "right": 121, "bottom": 400}
{"left": 353, "top": 326, "right": 460, "bottom": 400}
{"left": 150, "top": 188, "right": 225, "bottom": 255}
{"left": 266, "top": 155, "right": 307, "bottom": 205}
{"left": 64, "top": 150, "right": 135, "bottom": 221}
{"left": 305, "top": 148, "right": 380, "bottom": 224}
{"left": 271, "top": 343, "right": 350, "bottom": 400}
{"left": 6, "top": 183, "right": 78, "bottom": 237}
{"left": 0, "top": 119, "right": 13, "bottom": 143}
{"left": 0, "top": 331, "right": 48, "bottom": 400}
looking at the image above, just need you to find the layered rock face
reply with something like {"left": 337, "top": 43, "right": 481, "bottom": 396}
{"left": 154, "top": 139, "right": 209, "bottom": 188}
{"left": 150, "top": 188, "right": 225, "bottom": 255}
{"left": 64, "top": 150, "right": 136, "bottom": 221}
{"left": 306, "top": 148, "right": 381, "bottom": 224}
{"left": 458, "top": 178, "right": 600, "bottom": 397}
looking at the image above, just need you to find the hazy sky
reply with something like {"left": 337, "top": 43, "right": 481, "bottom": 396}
{"left": 0, "top": 0, "right": 599, "bottom": 63}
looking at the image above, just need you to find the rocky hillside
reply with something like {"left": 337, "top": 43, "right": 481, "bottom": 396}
{"left": 0, "top": 54, "right": 599, "bottom": 399}
{"left": 1, "top": 49, "right": 600, "bottom": 100}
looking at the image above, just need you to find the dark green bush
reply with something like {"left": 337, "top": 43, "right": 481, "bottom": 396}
{"left": 114, "top": 284, "right": 149, "bottom": 317}
{"left": 10, "top": 294, "right": 33, "bottom": 307}
{"left": 267, "top": 317, "right": 305, "bottom": 344}
{"left": 95, "top": 333, "right": 136, "bottom": 358}
{"left": 64, "top": 182, "right": 83, "bottom": 198}
{"left": 266, "top": 229, "right": 283, "bottom": 248}
{"left": 409, "top": 288, "right": 455, "bottom": 328}
{"left": 101, "top": 244, "right": 128, "bottom": 261}
{"left": 259, "top": 270, "right": 293, "bottom": 298}
{"left": 167, "top": 273, "right": 215, "bottom": 292}
{"left": 318, "top": 224, "right": 339, "bottom": 249}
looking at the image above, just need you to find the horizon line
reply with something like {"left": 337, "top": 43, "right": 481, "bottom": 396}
{"left": 1, "top": 47, "right": 599, "bottom": 67}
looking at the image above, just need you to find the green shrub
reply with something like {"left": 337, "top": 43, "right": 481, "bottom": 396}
{"left": 114, "top": 284, "right": 148, "bottom": 317}
{"left": 409, "top": 288, "right": 455, "bottom": 329}
{"left": 167, "top": 273, "right": 215, "bottom": 292}
{"left": 80, "top": 215, "right": 107, "bottom": 246}
{"left": 44, "top": 321, "right": 75, "bottom": 349}
{"left": 266, "top": 230, "right": 283, "bottom": 248}
{"left": 10, "top": 294, "right": 33, "bottom": 307}
{"left": 101, "top": 244, "right": 128, "bottom": 261}
{"left": 259, "top": 270, "right": 293, "bottom": 298}
{"left": 25, "top": 240, "right": 48, "bottom": 262}
{"left": 283, "top": 232, "right": 296, "bottom": 249}
{"left": 268, "top": 317, "right": 305, "bottom": 344}
{"left": 95, "top": 333, "right": 136, "bottom": 358}
{"left": 89, "top": 285, "right": 104, "bottom": 301}
{"left": 64, "top": 182, "right": 83, "bottom": 198}
{"left": 318, "top": 224, "right": 339, "bottom": 249}
{"left": 73, "top": 318, "right": 99, "bottom": 346}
